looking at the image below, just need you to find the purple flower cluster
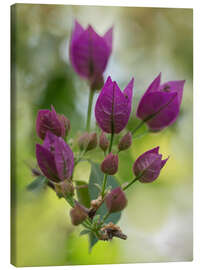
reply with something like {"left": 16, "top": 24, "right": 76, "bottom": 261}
{"left": 31, "top": 20, "right": 186, "bottom": 245}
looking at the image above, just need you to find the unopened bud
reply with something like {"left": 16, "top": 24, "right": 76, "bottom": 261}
{"left": 86, "top": 132, "right": 97, "bottom": 151}
{"left": 105, "top": 187, "right": 127, "bottom": 213}
{"left": 101, "top": 153, "right": 118, "bottom": 175}
{"left": 99, "top": 132, "right": 109, "bottom": 152}
{"left": 118, "top": 132, "right": 132, "bottom": 152}
{"left": 78, "top": 132, "right": 97, "bottom": 152}
{"left": 54, "top": 180, "right": 74, "bottom": 198}
{"left": 70, "top": 202, "right": 88, "bottom": 226}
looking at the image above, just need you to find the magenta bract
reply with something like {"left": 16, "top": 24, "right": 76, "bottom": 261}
{"left": 36, "top": 131, "right": 74, "bottom": 182}
{"left": 95, "top": 76, "right": 134, "bottom": 133}
{"left": 133, "top": 146, "right": 168, "bottom": 183}
{"left": 70, "top": 20, "right": 113, "bottom": 90}
{"left": 136, "top": 73, "right": 185, "bottom": 131}
{"left": 105, "top": 187, "right": 127, "bottom": 213}
{"left": 36, "top": 105, "right": 70, "bottom": 140}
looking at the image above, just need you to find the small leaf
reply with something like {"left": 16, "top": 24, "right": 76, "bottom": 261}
{"left": 92, "top": 215, "right": 100, "bottom": 224}
{"left": 75, "top": 181, "right": 91, "bottom": 208}
{"left": 88, "top": 162, "right": 122, "bottom": 225}
{"left": 26, "top": 176, "right": 47, "bottom": 192}
{"left": 88, "top": 232, "right": 98, "bottom": 253}
{"left": 80, "top": 229, "right": 91, "bottom": 236}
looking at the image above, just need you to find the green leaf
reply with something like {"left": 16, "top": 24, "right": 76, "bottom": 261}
{"left": 26, "top": 176, "right": 47, "bottom": 192}
{"left": 88, "top": 232, "right": 98, "bottom": 252}
{"left": 80, "top": 229, "right": 91, "bottom": 236}
{"left": 92, "top": 215, "right": 100, "bottom": 224}
{"left": 88, "top": 162, "right": 122, "bottom": 225}
{"left": 75, "top": 181, "right": 91, "bottom": 208}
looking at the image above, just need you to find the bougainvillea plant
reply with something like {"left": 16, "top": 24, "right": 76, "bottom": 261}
{"left": 27, "top": 20, "right": 185, "bottom": 251}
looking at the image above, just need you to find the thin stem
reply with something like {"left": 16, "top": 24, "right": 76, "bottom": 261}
{"left": 101, "top": 132, "right": 115, "bottom": 198}
{"left": 86, "top": 89, "right": 94, "bottom": 132}
{"left": 123, "top": 175, "right": 141, "bottom": 191}
{"left": 101, "top": 174, "right": 108, "bottom": 199}
{"left": 108, "top": 132, "right": 114, "bottom": 154}
{"left": 65, "top": 195, "right": 75, "bottom": 207}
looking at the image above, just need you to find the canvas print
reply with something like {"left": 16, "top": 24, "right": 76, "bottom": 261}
{"left": 11, "top": 4, "right": 193, "bottom": 266}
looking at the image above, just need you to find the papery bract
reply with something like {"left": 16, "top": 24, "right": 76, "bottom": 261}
{"left": 36, "top": 105, "right": 70, "bottom": 140}
{"left": 133, "top": 147, "right": 168, "bottom": 183}
{"left": 70, "top": 20, "right": 113, "bottom": 90}
{"left": 95, "top": 76, "right": 134, "bottom": 133}
{"left": 105, "top": 187, "right": 127, "bottom": 213}
{"left": 136, "top": 73, "right": 185, "bottom": 131}
{"left": 36, "top": 131, "right": 74, "bottom": 182}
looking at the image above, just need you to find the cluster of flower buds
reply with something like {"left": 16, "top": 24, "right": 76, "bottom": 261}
{"left": 31, "top": 19, "right": 186, "bottom": 249}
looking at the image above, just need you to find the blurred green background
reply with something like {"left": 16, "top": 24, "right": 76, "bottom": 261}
{"left": 11, "top": 4, "right": 193, "bottom": 266}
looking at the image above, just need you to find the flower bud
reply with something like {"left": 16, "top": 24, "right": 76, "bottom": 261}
{"left": 70, "top": 21, "right": 112, "bottom": 89}
{"left": 36, "top": 105, "right": 70, "bottom": 140}
{"left": 133, "top": 146, "right": 169, "bottom": 183}
{"left": 78, "top": 132, "right": 89, "bottom": 151}
{"left": 99, "top": 132, "right": 109, "bottom": 152}
{"left": 70, "top": 202, "right": 88, "bottom": 226}
{"left": 101, "top": 153, "right": 118, "bottom": 175}
{"left": 105, "top": 187, "right": 127, "bottom": 213}
{"left": 118, "top": 132, "right": 132, "bottom": 152}
{"left": 54, "top": 180, "right": 74, "bottom": 198}
{"left": 86, "top": 132, "right": 97, "bottom": 151}
{"left": 136, "top": 73, "right": 185, "bottom": 131}
{"left": 95, "top": 76, "right": 134, "bottom": 134}
{"left": 78, "top": 132, "right": 97, "bottom": 152}
{"left": 36, "top": 132, "right": 74, "bottom": 183}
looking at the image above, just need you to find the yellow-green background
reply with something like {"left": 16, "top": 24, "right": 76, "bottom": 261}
{"left": 11, "top": 4, "right": 193, "bottom": 266}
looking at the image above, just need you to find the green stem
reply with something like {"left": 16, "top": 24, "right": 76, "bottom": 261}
{"left": 108, "top": 132, "right": 114, "bottom": 154}
{"left": 86, "top": 89, "right": 94, "bottom": 132}
{"left": 123, "top": 175, "right": 141, "bottom": 191}
{"left": 101, "top": 132, "right": 115, "bottom": 198}
{"left": 101, "top": 174, "right": 108, "bottom": 199}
